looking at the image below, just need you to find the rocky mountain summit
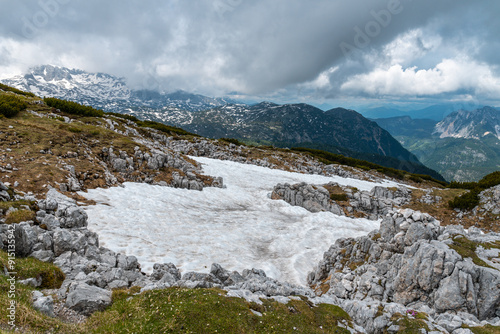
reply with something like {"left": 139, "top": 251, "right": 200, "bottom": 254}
{"left": 2, "top": 66, "right": 444, "bottom": 181}
{"left": 435, "top": 107, "right": 500, "bottom": 140}
{"left": 1, "top": 65, "right": 231, "bottom": 113}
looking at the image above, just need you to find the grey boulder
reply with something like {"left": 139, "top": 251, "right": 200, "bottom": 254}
{"left": 65, "top": 283, "right": 112, "bottom": 315}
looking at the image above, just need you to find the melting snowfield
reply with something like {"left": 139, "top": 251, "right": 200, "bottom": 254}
{"left": 80, "top": 157, "right": 395, "bottom": 285}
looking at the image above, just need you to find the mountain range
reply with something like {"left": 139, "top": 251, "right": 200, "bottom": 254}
{"left": 133, "top": 101, "right": 442, "bottom": 179}
{"left": 2, "top": 65, "right": 444, "bottom": 180}
{"left": 374, "top": 107, "right": 500, "bottom": 181}
{"left": 1, "top": 65, "right": 232, "bottom": 113}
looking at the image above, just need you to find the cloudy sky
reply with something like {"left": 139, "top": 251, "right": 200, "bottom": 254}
{"left": 0, "top": 0, "right": 499, "bottom": 109}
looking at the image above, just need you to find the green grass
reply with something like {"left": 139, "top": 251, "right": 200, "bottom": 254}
{"left": 0, "top": 200, "right": 37, "bottom": 212}
{"left": 0, "top": 251, "right": 77, "bottom": 333}
{"left": 0, "top": 250, "right": 65, "bottom": 289}
{"left": 389, "top": 312, "right": 429, "bottom": 333}
{"left": 0, "top": 274, "right": 81, "bottom": 333}
{"left": 86, "top": 288, "right": 352, "bottom": 333}
{"left": 448, "top": 235, "right": 498, "bottom": 270}
{"left": 465, "top": 324, "right": 500, "bottom": 334}
{"left": 4, "top": 209, "right": 36, "bottom": 225}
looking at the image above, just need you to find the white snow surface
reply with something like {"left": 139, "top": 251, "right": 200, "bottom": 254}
{"left": 80, "top": 157, "right": 394, "bottom": 286}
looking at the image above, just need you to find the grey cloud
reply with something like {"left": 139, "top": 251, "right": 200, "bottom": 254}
{"left": 0, "top": 0, "right": 499, "bottom": 103}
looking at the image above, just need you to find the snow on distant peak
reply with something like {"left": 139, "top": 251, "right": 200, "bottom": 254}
{"left": 1, "top": 65, "right": 236, "bottom": 113}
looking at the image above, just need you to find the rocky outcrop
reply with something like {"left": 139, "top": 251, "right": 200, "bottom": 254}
{"left": 272, "top": 182, "right": 412, "bottom": 220}
{"left": 0, "top": 181, "right": 10, "bottom": 201}
{"left": 272, "top": 182, "right": 345, "bottom": 215}
{"left": 0, "top": 189, "right": 146, "bottom": 315}
{"left": 308, "top": 208, "right": 500, "bottom": 332}
{"left": 99, "top": 146, "right": 211, "bottom": 191}
{"left": 477, "top": 184, "right": 500, "bottom": 215}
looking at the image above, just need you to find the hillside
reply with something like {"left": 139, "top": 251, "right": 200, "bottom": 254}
{"left": 0, "top": 86, "right": 499, "bottom": 333}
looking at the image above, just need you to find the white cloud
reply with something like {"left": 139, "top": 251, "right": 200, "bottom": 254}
{"left": 341, "top": 58, "right": 500, "bottom": 98}
{"left": 383, "top": 29, "right": 442, "bottom": 65}
{"left": 301, "top": 66, "right": 339, "bottom": 89}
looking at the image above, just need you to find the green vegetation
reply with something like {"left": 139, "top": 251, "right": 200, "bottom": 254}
{"left": 0, "top": 199, "right": 37, "bottom": 212}
{"left": 0, "top": 94, "right": 27, "bottom": 118}
{"left": 448, "top": 171, "right": 500, "bottom": 210}
{"left": 4, "top": 209, "right": 36, "bottom": 225}
{"left": 465, "top": 324, "right": 500, "bottom": 334}
{"left": 87, "top": 288, "right": 352, "bottom": 333}
{"left": 292, "top": 147, "right": 447, "bottom": 186}
{"left": 448, "top": 235, "right": 499, "bottom": 269}
{"left": 136, "top": 119, "right": 199, "bottom": 137}
{"left": 220, "top": 137, "right": 245, "bottom": 146}
{"left": 0, "top": 250, "right": 65, "bottom": 289}
{"left": 44, "top": 97, "right": 104, "bottom": 117}
{"left": 389, "top": 312, "right": 429, "bottom": 333}
{"left": 0, "top": 253, "right": 78, "bottom": 333}
{"left": 106, "top": 112, "right": 140, "bottom": 122}
{"left": 0, "top": 83, "right": 36, "bottom": 97}
{"left": 330, "top": 193, "right": 349, "bottom": 202}
{"left": 106, "top": 112, "right": 199, "bottom": 137}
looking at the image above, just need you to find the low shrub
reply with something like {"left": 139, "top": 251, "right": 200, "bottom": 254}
{"left": 0, "top": 94, "right": 27, "bottom": 117}
{"left": 448, "top": 171, "right": 500, "bottom": 210}
{"left": 44, "top": 97, "right": 104, "bottom": 117}
{"left": 136, "top": 120, "right": 199, "bottom": 137}
{"left": 0, "top": 83, "right": 36, "bottom": 97}
{"left": 220, "top": 137, "right": 244, "bottom": 146}
{"left": 106, "top": 112, "right": 139, "bottom": 122}
{"left": 330, "top": 193, "right": 349, "bottom": 202}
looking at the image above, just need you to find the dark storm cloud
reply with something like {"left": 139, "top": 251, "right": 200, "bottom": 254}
{"left": 0, "top": 0, "right": 499, "bottom": 103}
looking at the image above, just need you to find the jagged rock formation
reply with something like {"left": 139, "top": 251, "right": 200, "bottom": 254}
{"left": 2, "top": 65, "right": 232, "bottom": 113}
{"left": 308, "top": 208, "right": 500, "bottom": 332}
{"left": 477, "top": 184, "right": 500, "bottom": 215}
{"left": 272, "top": 182, "right": 412, "bottom": 220}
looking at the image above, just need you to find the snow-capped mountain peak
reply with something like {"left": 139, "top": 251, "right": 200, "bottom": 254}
{"left": 1, "top": 65, "right": 234, "bottom": 113}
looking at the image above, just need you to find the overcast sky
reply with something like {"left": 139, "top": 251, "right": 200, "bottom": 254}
{"left": 0, "top": 0, "right": 499, "bottom": 109}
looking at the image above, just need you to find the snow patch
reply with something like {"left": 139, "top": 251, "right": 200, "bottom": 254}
{"left": 80, "top": 157, "right": 390, "bottom": 286}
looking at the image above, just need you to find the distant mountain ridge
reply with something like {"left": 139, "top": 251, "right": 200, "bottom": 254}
{"left": 374, "top": 107, "right": 500, "bottom": 182}
{"left": 136, "top": 101, "right": 444, "bottom": 180}
{"left": 434, "top": 106, "right": 500, "bottom": 140}
{"left": 1, "top": 65, "right": 232, "bottom": 112}
{"left": 360, "top": 104, "right": 493, "bottom": 121}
